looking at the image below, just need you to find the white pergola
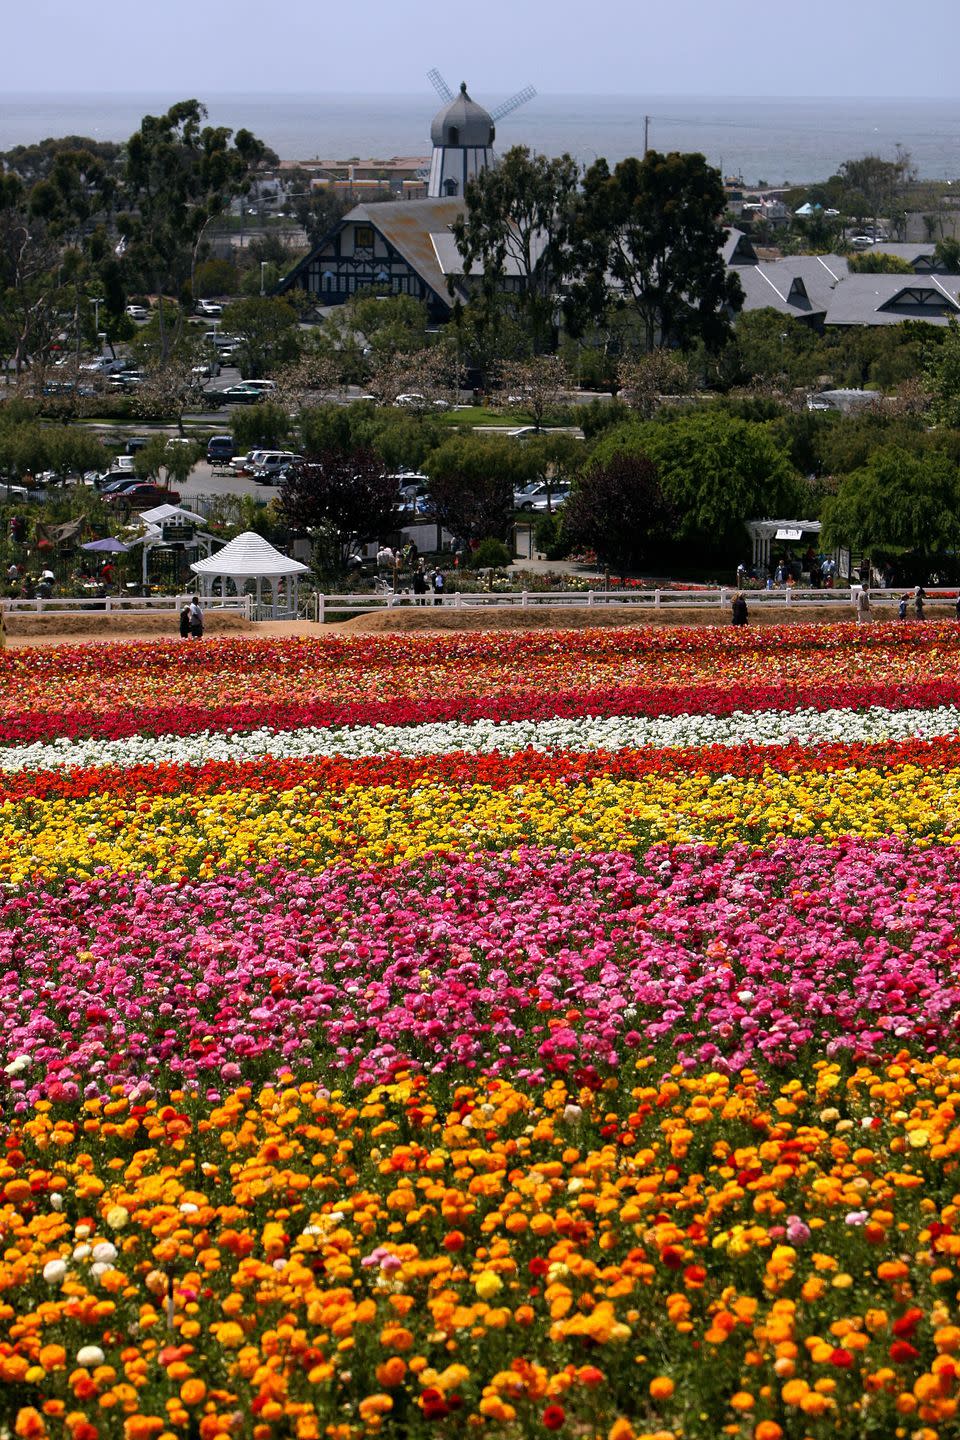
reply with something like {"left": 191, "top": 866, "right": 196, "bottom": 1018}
{"left": 133, "top": 505, "right": 216, "bottom": 585}
{"left": 746, "top": 519, "right": 821, "bottom": 573}
{"left": 190, "top": 530, "right": 309, "bottom": 618}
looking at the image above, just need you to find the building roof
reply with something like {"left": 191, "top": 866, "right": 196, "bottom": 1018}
{"left": 191, "top": 531, "right": 309, "bottom": 579}
{"left": 821, "top": 273, "right": 960, "bottom": 326}
{"left": 140, "top": 504, "right": 207, "bottom": 526}
{"left": 430, "top": 83, "right": 496, "bottom": 148}
{"left": 429, "top": 225, "right": 549, "bottom": 277}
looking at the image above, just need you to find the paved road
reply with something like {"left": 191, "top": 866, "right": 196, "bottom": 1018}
{"left": 180, "top": 461, "right": 278, "bottom": 503}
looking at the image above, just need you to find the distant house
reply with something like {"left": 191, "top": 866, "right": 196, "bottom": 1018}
{"left": 725, "top": 228, "right": 960, "bottom": 330}
{"left": 278, "top": 196, "right": 547, "bottom": 320}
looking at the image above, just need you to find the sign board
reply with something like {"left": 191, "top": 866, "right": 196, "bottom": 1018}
{"left": 775, "top": 528, "right": 803, "bottom": 541}
{"left": 161, "top": 524, "right": 196, "bottom": 543}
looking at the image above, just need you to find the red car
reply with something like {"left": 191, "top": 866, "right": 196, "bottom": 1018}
{"left": 104, "top": 484, "right": 181, "bottom": 508}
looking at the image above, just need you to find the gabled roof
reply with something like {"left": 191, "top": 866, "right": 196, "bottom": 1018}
{"left": 823, "top": 273, "right": 960, "bottom": 326}
{"left": 278, "top": 198, "right": 466, "bottom": 305}
{"left": 722, "top": 228, "right": 758, "bottom": 265}
{"left": 191, "top": 531, "right": 309, "bottom": 579}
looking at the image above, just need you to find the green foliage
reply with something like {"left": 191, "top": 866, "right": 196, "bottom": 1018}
{"left": 578, "top": 398, "right": 632, "bottom": 439}
{"left": 224, "top": 296, "right": 301, "bottom": 378}
{"left": 424, "top": 435, "right": 532, "bottom": 542}
{"left": 346, "top": 293, "right": 429, "bottom": 360}
{"left": 730, "top": 309, "right": 820, "bottom": 387}
{"left": 453, "top": 146, "right": 580, "bottom": 354}
{"left": 193, "top": 258, "right": 239, "bottom": 297}
{"left": 934, "top": 238, "right": 960, "bottom": 271}
{"left": 231, "top": 402, "right": 290, "bottom": 450}
{"left": 846, "top": 251, "right": 915, "bottom": 274}
{"left": 822, "top": 446, "right": 960, "bottom": 571}
{"left": 0, "top": 414, "right": 107, "bottom": 477}
{"left": 470, "top": 537, "right": 511, "bottom": 569}
{"left": 563, "top": 452, "right": 674, "bottom": 573}
{"left": 925, "top": 319, "right": 960, "bottom": 428}
{"left": 573, "top": 151, "right": 742, "bottom": 353}
{"left": 592, "top": 410, "right": 800, "bottom": 550}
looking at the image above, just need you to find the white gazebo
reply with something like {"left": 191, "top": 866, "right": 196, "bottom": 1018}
{"left": 132, "top": 505, "right": 218, "bottom": 585}
{"left": 746, "top": 519, "right": 821, "bottom": 573}
{"left": 190, "top": 530, "right": 309, "bottom": 618}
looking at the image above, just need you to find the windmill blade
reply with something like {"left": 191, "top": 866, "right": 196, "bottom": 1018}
{"left": 427, "top": 68, "right": 455, "bottom": 104}
{"left": 490, "top": 85, "right": 537, "bottom": 122}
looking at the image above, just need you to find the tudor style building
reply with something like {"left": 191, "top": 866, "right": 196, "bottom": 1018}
{"left": 277, "top": 197, "right": 469, "bottom": 318}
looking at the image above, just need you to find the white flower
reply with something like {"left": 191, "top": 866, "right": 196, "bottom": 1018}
{"left": 4, "top": 1055, "right": 29, "bottom": 1076}
{"left": 43, "top": 1259, "right": 67, "bottom": 1284}
{"left": 92, "top": 1241, "right": 117, "bottom": 1264}
{"left": 76, "top": 1345, "right": 105, "bottom": 1368}
{"left": 73, "top": 1244, "right": 91, "bottom": 1262}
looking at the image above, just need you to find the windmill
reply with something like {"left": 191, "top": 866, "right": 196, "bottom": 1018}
{"left": 425, "top": 70, "right": 536, "bottom": 198}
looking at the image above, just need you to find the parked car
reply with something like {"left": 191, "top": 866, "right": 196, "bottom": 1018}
{"left": 192, "top": 360, "right": 220, "bottom": 378}
{"left": 513, "top": 481, "right": 570, "bottom": 512}
{"left": 196, "top": 300, "right": 223, "bottom": 318}
{"left": 125, "top": 304, "right": 149, "bottom": 322}
{"left": 849, "top": 235, "right": 874, "bottom": 249}
{"left": 206, "top": 435, "right": 235, "bottom": 464}
{"left": 251, "top": 452, "right": 301, "bottom": 484}
{"left": 239, "top": 379, "right": 277, "bottom": 393}
{"left": 231, "top": 450, "right": 271, "bottom": 476}
{"left": 207, "top": 384, "right": 264, "bottom": 407}
{"left": 125, "top": 437, "right": 151, "bottom": 456}
{"left": 80, "top": 356, "right": 127, "bottom": 375}
{"left": 395, "top": 393, "right": 449, "bottom": 410}
{"left": 105, "top": 484, "right": 181, "bottom": 508}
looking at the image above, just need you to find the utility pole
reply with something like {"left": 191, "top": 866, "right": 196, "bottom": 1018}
{"left": 643, "top": 115, "right": 650, "bottom": 156}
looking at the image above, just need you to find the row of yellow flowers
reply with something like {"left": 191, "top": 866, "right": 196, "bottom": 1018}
{"left": 4, "top": 1055, "right": 960, "bottom": 1440}
{"left": 2, "top": 764, "right": 960, "bottom": 884}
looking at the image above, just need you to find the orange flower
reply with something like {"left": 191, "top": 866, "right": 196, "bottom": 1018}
{"left": 649, "top": 1376, "right": 675, "bottom": 1401}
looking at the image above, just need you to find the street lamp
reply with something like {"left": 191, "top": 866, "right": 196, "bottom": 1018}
{"left": 92, "top": 298, "right": 105, "bottom": 335}
{"left": 260, "top": 261, "right": 268, "bottom": 297}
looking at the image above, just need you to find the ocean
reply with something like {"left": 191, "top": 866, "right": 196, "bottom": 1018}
{"left": 2, "top": 92, "right": 960, "bottom": 184}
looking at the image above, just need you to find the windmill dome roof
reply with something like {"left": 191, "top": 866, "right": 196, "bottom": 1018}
{"left": 431, "top": 83, "right": 495, "bottom": 148}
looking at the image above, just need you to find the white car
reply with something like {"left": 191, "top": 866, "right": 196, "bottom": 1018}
{"left": 513, "top": 482, "right": 570, "bottom": 512}
{"left": 849, "top": 235, "right": 874, "bottom": 249}
{"left": 196, "top": 300, "right": 223, "bottom": 318}
{"left": 125, "top": 304, "right": 149, "bottom": 322}
{"left": 240, "top": 379, "right": 277, "bottom": 393}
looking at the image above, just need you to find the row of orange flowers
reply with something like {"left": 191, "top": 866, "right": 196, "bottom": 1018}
{"left": 4, "top": 1054, "right": 960, "bottom": 1440}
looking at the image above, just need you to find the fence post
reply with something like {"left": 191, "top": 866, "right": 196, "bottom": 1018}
{"left": 521, "top": 590, "right": 528, "bottom": 608}
{"left": 720, "top": 587, "right": 728, "bottom": 609}
{"left": 587, "top": 590, "right": 594, "bottom": 607}
{"left": 654, "top": 588, "right": 661, "bottom": 609}
{"left": 784, "top": 586, "right": 791, "bottom": 606}
{"left": 105, "top": 596, "right": 112, "bottom": 613}
{"left": 317, "top": 593, "right": 325, "bottom": 625}
{"left": 455, "top": 591, "right": 463, "bottom": 609}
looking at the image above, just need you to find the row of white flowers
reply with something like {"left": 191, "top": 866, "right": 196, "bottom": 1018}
{"left": 4, "top": 705, "right": 960, "bottom": 773}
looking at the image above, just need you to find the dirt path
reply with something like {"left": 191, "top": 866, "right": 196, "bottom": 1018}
{"left": 3, "top": 602, "right": 924, "bottom": 647}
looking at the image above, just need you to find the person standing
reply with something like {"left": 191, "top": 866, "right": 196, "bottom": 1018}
{"left": 915, "top": 584, "right": 926, "bottom": 621}
{"left": 898, "top": 594, "right": 908, "bottom": 622}
{"left": 187, "top": 595, "right": 204, "bottom": 640}
{"left": 179, "top": 604, "right": 191, "bottom": 639}
{"left": 731, "top": 591, "right": 748, "bottom": 626}
{"left": 412, "top": 563, "right": 428, "bottom": 607}
{"left": 432, "top": 568, "right": 445, "bottom": 606}
{"left": 855, "top": 586, "right": 871, "bottom": 624}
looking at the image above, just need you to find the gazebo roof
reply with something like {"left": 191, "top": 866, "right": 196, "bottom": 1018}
{"left": 190, "top": 530, "right": 308, "bottom": 579}
{"left": 141, "top": 504, "right": 207, "bottom": 525}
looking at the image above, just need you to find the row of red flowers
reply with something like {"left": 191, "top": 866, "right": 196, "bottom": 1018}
{"left": 7, "top": 735, "right": 960, "bottom": 804}
{"left": 9, "top": 681, "right": 960, "bottom": 745}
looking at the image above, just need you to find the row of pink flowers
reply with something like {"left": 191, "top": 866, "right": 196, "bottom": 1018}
{"left": 3, "top": 839, "right": 959, "bottom": 1109}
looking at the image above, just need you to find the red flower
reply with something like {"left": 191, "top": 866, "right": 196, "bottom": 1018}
{"left": 892, "top": 1307, "right": 924, "bottom": 1339}
{"left": 829, "top": 1348, "right": 854, "bottom": 1368}
{"left": 543, "top": 1405, "right": 566, "bottom": 1431}
{"left": 890, "top": 1340, "right": 920, "bottom": 1363}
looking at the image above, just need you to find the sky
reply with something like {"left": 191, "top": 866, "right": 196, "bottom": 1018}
{"left": 6, "top": 0, "right": 960, "bottom": 97}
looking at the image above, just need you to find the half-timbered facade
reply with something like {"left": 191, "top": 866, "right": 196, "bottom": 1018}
{"left": 278, "top": 198, "right": 469, "bottom": 319}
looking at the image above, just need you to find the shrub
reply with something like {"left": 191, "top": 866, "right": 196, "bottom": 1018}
{"left": 470, "top": 537, "right": 511, "bottom": 569}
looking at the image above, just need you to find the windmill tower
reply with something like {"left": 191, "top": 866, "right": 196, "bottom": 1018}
{"left": 426, "top": 70, "right": 536, "bottom": 198}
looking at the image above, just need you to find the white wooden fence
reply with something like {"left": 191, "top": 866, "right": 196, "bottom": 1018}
{"left": 306, "top": 586, "right": 955, "bottom": 622}
{"left": 2, "top": 594, "right": 251, "bottom": 617}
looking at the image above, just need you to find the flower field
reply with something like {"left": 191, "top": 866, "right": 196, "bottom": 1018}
{"left": 3, "top": 623, "right": 960, "bottom": 1440}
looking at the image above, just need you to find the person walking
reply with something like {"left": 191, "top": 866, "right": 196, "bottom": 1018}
{"left": 731, "top": 591, "right": 748, "bottom": 627}
{"left": 187, "top": 595, "right": 204, "bottom": 640}
{"left": 179, "top": 604, "right": 191, "bottom": 639}
{"left": 914, "top": 584, "right": 926, "bottom": 621}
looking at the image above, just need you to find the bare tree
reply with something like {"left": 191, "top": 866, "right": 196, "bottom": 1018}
{"left": 497, "top": 355, "right": 570, "bottom": 430}
{"left": 617, "top": 350, "right": 693, "bottom": 418}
